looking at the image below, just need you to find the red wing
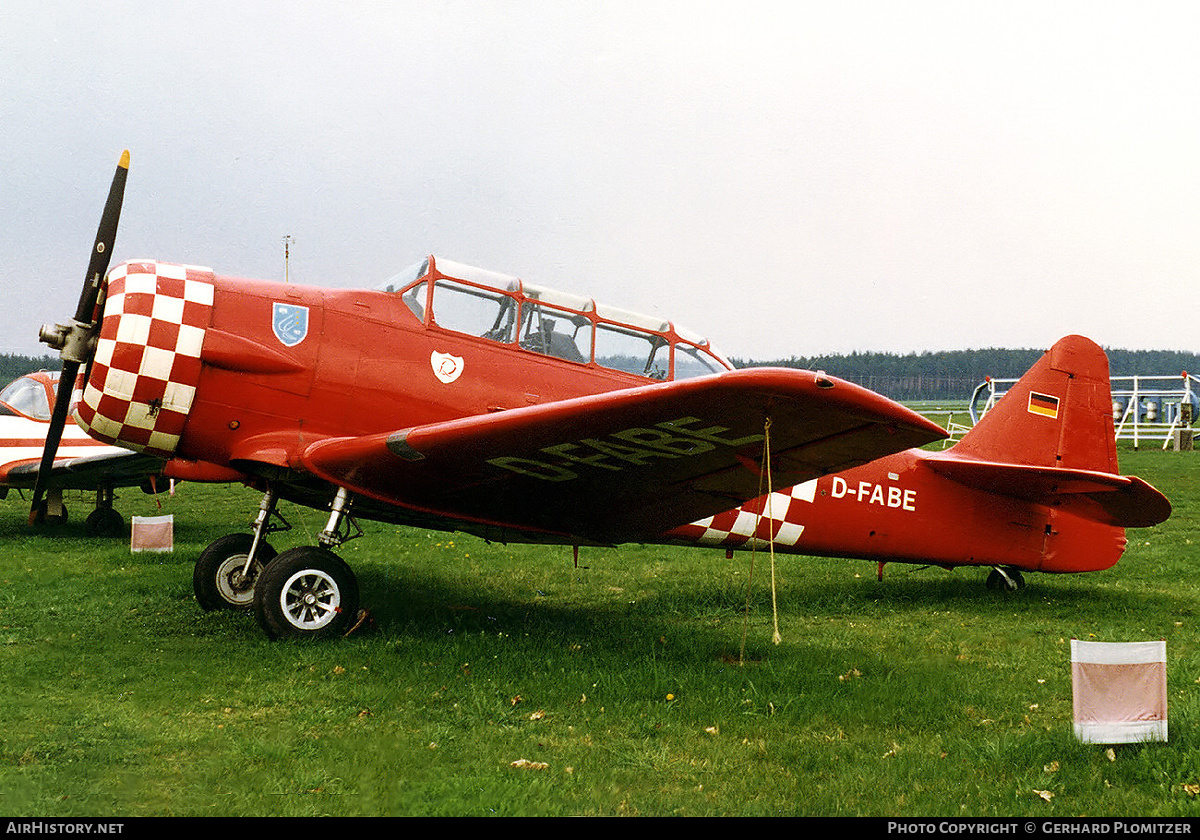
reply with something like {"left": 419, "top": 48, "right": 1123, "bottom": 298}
{"left": 300, "top": 368, "right": 947, "bottom": 543}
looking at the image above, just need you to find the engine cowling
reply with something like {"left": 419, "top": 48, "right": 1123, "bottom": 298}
{"left": 74, "top": 260, "right": 214, "bottom": 458}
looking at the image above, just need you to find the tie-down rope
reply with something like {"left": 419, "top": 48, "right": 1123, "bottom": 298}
{"left": 740, "top": 415, "right": 781, "bottom": 665}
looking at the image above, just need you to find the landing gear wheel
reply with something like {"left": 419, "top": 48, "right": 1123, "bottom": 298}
{"left": 986, "top": 567, "right": 1026, "bottom": 592}
{"left": 253, "top": 546, "right": 359, "bottom": 640}
{"left": 30, "top": 499, "right": 67, "bottom": 526}
{"left": 194, "top": 533, "right": 277, "bottom": 611}
{"left": 85, "top": 507, "right": 125, "bottom": 537}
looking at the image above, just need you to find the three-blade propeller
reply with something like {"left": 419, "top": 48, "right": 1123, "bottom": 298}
{"left": 29, "top": 150, "right": 130, "bottom": 524}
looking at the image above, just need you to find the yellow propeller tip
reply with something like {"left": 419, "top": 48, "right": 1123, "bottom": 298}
{"left": 119, "top": 149, "right": 130, "bottom": 169}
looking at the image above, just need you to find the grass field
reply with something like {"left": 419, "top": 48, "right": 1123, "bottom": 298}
{"left": 0, "top": 446, "right": 1198, "bottom": 816}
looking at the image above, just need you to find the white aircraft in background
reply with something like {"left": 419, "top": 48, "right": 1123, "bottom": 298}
{"left": 0, "top": 369, "right": 164, "bottom": 533}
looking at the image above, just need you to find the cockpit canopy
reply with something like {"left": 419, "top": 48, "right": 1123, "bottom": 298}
{"left": 0, "top": 371, "right": 56, "bottom": 421}
{"left": 377, "top": 256, "right": 732, "bottom": 381}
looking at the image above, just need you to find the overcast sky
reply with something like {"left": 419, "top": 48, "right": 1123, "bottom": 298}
{"left": 4, "top": 1, "right": 1199, "bottom": 362}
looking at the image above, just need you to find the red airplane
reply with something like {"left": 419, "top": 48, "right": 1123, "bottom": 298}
{"left": 31, "top": 152, "right": 1169, "bottom": 639}
{"left": 0, "top": 369, "right": 164, "bottom": 533}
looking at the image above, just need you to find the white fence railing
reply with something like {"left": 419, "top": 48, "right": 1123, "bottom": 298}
{"left": 965, "top": 373, "right": 1200, "bottom": 449}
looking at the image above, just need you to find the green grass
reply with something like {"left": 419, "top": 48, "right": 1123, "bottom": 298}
{"left": 0, "top": 447, "right": 1198, "bottom": 815}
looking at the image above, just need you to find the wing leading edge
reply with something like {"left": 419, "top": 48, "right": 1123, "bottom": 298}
{"left": 300, "top": 368, "right": 948, "bottom": 543}
{"left": 4, "top": 449, "right": 164, "bottom": 491}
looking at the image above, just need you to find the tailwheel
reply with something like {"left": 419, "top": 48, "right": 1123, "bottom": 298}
{"left": 985, "top": 567, "right": 1026, "bottom": 592}
{"left": 253, "top": 546, "right": 359, "bottom": 640}
{"left": 194, "top": 533, "right": 277, "bottom": 611}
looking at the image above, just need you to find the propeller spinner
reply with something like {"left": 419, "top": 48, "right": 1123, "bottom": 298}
{"left": 29, "top": 150, "right": 130, "bottom": 524}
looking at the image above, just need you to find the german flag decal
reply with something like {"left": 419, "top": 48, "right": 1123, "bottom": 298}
{"left": 1028, "top": 391, "right": 1060, "bottom": 419}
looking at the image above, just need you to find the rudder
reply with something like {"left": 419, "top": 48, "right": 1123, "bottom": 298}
{"left": 953, "top": 335, "right": 1119, "bottom": 474}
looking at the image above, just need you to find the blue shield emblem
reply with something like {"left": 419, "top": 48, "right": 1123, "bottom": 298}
{"left": 272, "top": 303, "right": 309, "bottom": 347}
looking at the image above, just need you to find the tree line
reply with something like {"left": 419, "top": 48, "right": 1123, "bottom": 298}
{"left": 0, "top": 354, "right": 58, "bottom": 387}
{"left": 734, "top": 348, "right": 1200, "bottom": 401}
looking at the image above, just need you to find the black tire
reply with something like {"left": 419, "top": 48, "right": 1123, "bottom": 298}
{"left": 253, "top": 546, "right": 359, "bottom": 640}
{"left": 85, "top": 507, "right": 125, "bottom": 537}
{"left": 194, "top": 533, "right": 277, "bottom": 612}
{"left": 30, "top": 499, "right": 67, "bottom": 526}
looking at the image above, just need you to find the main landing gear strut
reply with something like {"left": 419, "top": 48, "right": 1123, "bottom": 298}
{"left": 193, "top": 486, "right": 362, "bottom": 639}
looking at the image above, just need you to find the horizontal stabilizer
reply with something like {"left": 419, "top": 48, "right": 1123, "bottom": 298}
{"left": 925, "top": 455, "right": 1171, "bottom": 528}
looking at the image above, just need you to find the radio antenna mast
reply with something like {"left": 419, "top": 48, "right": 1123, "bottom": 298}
{"left": 283, "top": 235, "right": 292, "bottom": 283}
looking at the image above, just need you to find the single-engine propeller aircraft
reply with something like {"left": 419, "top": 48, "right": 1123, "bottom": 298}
{"left": 0, "top": 369, "right": 164, "bottom": 533}
{"left": 32, "top": 151, "right": 1170, "bottom": 639}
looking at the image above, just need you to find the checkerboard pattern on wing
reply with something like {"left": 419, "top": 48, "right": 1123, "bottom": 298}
{"left": 669, "top": 479, "right": 818, "bottom": 548}
{"left": 75, "top": 261, "right": 214, "bottom": 458}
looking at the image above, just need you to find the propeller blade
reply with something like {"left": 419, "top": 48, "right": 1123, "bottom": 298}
{"left": 28, "top": 362, "right": 81, "bottom": 524}
{"left": 29, "top": 150, "right": 130, "bottom": 524}
{"left": 75, "top": 149, "right": 129, "bottom": 324}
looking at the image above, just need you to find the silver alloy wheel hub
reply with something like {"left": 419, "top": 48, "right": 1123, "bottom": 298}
{"left": 280, "top": 568, "right": 341, "bottom": 630}
{"left": 217, "top": 554, "right": 256, "bottom": 607}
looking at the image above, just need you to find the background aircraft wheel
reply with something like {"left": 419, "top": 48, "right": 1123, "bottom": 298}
{"left": 253, "top": 546, "right": 359, "bottom": 640}
{"left": 30, "top": 499, "right": 67, "bottom": 527}
{"left": 194, "top": 533, "right": 277, "bottom": 611}
{"left": 84, "top": 507, "right": 125, "bottom": 537}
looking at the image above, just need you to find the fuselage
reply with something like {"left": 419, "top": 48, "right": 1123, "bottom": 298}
{"left": 183, "top": 276, "right": 679, "bottom": 467}
{"left": 76, "top": 256, "right": 735, "bottom": 489}
{"left": 666, "top": 449, "right": 1127, "bottom": 574}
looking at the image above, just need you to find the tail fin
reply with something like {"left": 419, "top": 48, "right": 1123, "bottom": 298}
{"left": 927, "top": 335, "right": 1171, "bottom": 530}
{"left": 953, "top": 335, "right": 1117, "bottom": 472}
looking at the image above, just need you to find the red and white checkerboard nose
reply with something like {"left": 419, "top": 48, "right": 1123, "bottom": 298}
{"left": 74, "top": 260, "right": 215, "bottom": 458}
